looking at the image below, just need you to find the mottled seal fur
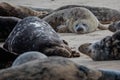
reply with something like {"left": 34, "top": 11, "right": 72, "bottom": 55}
{"left": 0, "top": 16, "right": 21, "bottom": 42}
{"left": 0, "top": 47, "right": 18, "bottom": 69}
{"left": 54, "top": 5, "right": 120, "bottom": 24}
{"left": 0, "top": 2, "right": 50, "bottom": 18}
{"left": 43, "top": 7, "right": 107, "bottom": 34}
{"left": 3, "top": 16, "right": 80, "bottom": 57}
{"left": 79, "top": 31, "right": 120, "bottom": 61}
{"left": 108, "top": 21, "right": 120, "bottom": 32}
{"left": 12, "top": 51, "right": 47, "bottom": 66}
{"left": 0, "top": 57, "right": 120, "bottom": 80}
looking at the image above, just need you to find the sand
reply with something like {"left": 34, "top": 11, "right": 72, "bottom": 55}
{"left": 0, "top": 0, "right": 120, "bottom": 70}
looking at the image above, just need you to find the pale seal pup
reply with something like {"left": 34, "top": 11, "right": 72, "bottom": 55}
{"left": 43, "top": 7, "right": 108, "bottom": 34}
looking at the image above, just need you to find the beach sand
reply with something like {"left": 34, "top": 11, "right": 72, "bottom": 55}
{"left": 0, "top": 0, "right": 120, "bottom": 70}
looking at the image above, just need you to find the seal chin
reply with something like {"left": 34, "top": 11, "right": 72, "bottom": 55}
{"left": 73, "top": 23, "right": 88, "bottom": 34}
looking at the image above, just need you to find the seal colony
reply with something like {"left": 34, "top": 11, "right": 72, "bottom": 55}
{"left": 43, "top": 7, "right": 108, "bottom": 34}
{"left": 3, "top": 16, "right": 80, "bottom": 57}
{"left": 0, "top": 57, "right": 120, "bottom": 80}
{"left": 79, "top": 31, "right": 120, "bottom": 61}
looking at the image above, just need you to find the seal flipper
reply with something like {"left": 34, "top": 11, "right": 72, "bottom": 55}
{"left": 57, "top": 25, "right": 69, "bottom": 33}
{"left": 98, "top": 23, "right": 109, "bottom": 30}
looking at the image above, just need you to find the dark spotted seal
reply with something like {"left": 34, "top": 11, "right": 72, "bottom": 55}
{"left": 3, "top": 16, "right": 80, "bottom": 58}
{"left": 43, "top": 7, "right": 108, "bottom": 34}
{"left": 79, "top": 31, "right": 120, "bottom": 61}
{"left": 0, "top": 16, "right": 21, "bottom": 42}
{"left": 0, "top": 2, "right": 51, "bottom": 18}
{"left": 54, "top": 5, "right": 120, "bottom": 24}
{"left": 108, "top": 21, "right": 120, "bottom": 32}
{"left": 0, "top": 57, "right": 120, "bottom": 80}
{"left": 12, "top": 51, "right": 47, "bottom": 66}
{"left": 0, "top": 47, "right": 18, "bottom": 69}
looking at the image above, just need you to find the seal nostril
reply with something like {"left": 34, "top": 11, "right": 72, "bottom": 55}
{"left": 77, "top": 27, "right": 84, "bottom": 32}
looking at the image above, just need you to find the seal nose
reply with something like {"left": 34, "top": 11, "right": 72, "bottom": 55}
{"left": 78, "top": 43, "right": 92, "bottom": 55}
{"left": 77, "top": 27, "right": 84, "bottom": 32}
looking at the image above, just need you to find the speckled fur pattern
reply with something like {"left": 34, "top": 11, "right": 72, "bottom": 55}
{"left": 0, "top": 2, "right": 50, "bottom": 19}
{"left": 79, "top": 31, "right": 120, "bottom": 61}
{"left": 0, "top": 57, "right": 120, "bottom": 80}
{"left": 54, "top": 5, "right": 120, "bottom": 24}
{"left": 3, "top": 16, "right": 80, "bottom": 58}
{"left": 43, "top": 7, "right": 107, "bottom": 34}
{"left": 0, "top": 16, "right": 21, "bottom": 42}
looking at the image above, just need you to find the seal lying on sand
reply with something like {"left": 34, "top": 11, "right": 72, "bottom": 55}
{"left": 43, "top": 7, "right": 108, "bottom": 34}
{"left": 12, "top": 51, "right": 47, "bottom": 67}
{"left": 54, "top": 5, "right": 120, "bottom": 24}
{"left": 0, "top": 2, "right": 51, "bottom": 18}
{"left": 0, "top": 57, "right": 120, "bottom": 80}
{"left": 3, "top": 16, "right": 80, "bottom": 57}
{"left": 0, "top": 47, "right": 18, "bottom": 69}
{"left": 0, "top": 16, "right": 21, "bottom": 42}
{"left": 108, "top": 21, "right": 120, "bottom": 32}
{"left": 79, "top": 31, "right": 120, "bottom": 61}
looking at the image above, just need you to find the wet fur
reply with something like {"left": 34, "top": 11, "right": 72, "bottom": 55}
{"left": 3, "top": 16, "right": 80, "bottom": 58}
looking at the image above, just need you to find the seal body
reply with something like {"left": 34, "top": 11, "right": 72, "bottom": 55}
{"left": 12, "top": 51, "right": 47, "bottom": 66}
{"left": 55, "top": 5, "right": 120, "bottom": 24}
{"left": 79, "top": 31, "right": 120, "bottom": 61}
{"left": 0, "top": 2, "right": 50, "bottom": 18}
{"left": 0, "top": 16, "right": 21, "bottom": 42}
{"left": 0, "top": 57, "right": 120, "bottom": 80}
{"left": 43, "top": 7, "right": 107, "bottom": 34}
{"left": 3, "top": 16, "right": 80, "bottom": 57}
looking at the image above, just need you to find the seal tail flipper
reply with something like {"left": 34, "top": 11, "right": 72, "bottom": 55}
{"left": 98, "top": 23, "right": 109, "bottom": 30}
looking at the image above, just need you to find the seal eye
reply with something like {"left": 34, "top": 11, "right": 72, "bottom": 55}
{"left": 82, "top": 23, "right": 87, "bottom": 26}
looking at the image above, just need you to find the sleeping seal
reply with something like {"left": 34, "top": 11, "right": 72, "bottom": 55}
{"left": 43, "top": 7, "right": 108, "bottom": 34}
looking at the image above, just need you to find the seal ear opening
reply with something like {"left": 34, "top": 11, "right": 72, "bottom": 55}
{"left": 77, "top": 65, "right": 102, "bottom": 80}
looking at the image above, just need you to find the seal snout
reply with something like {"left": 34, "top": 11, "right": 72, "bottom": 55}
{"left": 74, "top": 23, "right": 87, "bottom": 34}
{"left": 78, "top": 43, "right": 91, "bottom": 56}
